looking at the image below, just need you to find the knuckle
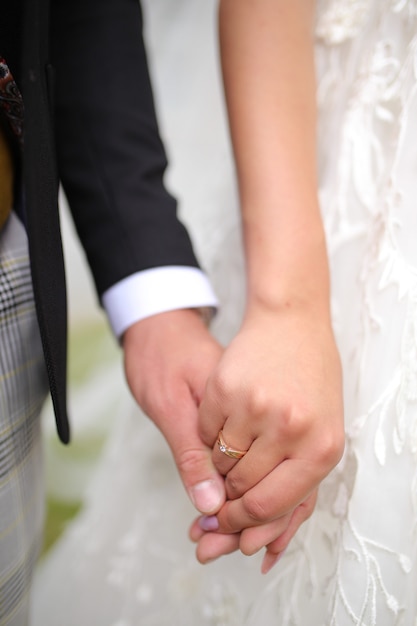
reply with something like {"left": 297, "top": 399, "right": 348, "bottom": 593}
{"left": 218, "top": 503, "right": 238, "bottom": 533}
{"left": 320, "top": 428, "right": 345, "bottom": 467}
{"left": 242, "top": 493, "right": 272, "bottom": 523}
{"left": 176, "top": 447, "right": 206, "bottom": 477}
{"left": 245, "top": 384, "right": 271, "bottom": 418}
{"left": 239, "top": 529, "right": 263, "bottom": 556}
{"left": 209, "top": 366, "right": 236, "bottom": 402}
{"left": 225, "top": 473, "right": 245, "bottom": 499}
{"left": 240, "top": 539, "right": 258, "bottom": 556}
{"left": 280, "top": 402, "right": 310, "bottom": 436}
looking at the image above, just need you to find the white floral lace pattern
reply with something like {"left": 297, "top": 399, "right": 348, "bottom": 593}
{"left": 257, "top": 1, "right": 417, "bottom": 624}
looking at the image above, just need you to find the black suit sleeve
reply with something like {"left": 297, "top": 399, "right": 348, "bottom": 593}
{"left": 50, "top": 0, "right": 200, "bottom": 296}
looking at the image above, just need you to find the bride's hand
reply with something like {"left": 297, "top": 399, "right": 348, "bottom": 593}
{"left": 189, "top": 490, "right": 317, "bottom": 573}
{"left": 194, "top": 303, "right": 344, "bottom": 570}
{"left": 188, "top": 0, "right": 340, "bottom": 572}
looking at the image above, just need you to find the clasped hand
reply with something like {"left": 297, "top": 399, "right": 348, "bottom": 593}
{"left": 123, "top": 306, "right": 344, "bottom": 574}
{"left": 190, "top": 304, "right": 344, "bottom": 573}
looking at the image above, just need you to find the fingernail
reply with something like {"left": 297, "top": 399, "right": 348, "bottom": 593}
{"left": 189, "top": 480, "right": 222, "bottom": 513}
{"left": 261, "top": 550, "right": 285, "bottom": 575}
{"left": 198, "top": 515, "right": 219, "bottom": 531}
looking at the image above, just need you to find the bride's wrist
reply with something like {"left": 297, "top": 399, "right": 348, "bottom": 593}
{"left": 244, "top": 297, "right": 332, "bottom": 329}
{"left": 244, "top": 272, "right": 332, "bottom": 325}
{"left": 245, "top": 268, "right": 332, "bottom": 322}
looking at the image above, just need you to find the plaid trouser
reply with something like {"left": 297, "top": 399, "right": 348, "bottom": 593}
{"left": 0, "top": 213, "right": 48, "bottom": 626}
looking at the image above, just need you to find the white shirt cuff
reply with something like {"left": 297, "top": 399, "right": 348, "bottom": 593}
{"left": 102, "top": 266, "right": 218, "bottom": 338}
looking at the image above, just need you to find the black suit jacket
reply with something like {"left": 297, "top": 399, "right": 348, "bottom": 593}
{"left": 2, "top": 0, "right": 200, "bottom": 443}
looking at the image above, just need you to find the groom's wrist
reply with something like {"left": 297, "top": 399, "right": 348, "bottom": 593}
{"left": 102, "top": 266, "right": 218, "bottom": 338}
{"left": 189, "top": 306, "right": 215, "bottom": 327}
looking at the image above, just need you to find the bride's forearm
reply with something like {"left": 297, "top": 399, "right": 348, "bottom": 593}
{"left": 219, "top": 0, "right": 330, "bottom": 317}
{"left": 194, "top": 3, "right": 343, "bottom": 568}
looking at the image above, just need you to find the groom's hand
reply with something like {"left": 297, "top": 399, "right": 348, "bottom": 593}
{"left": 123, "top": 309, "right": 225, "bottom": 515}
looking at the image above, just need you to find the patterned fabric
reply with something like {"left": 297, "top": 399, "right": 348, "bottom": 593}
{"left": 0, "top": 213, "right": 48, "bottom": 625}
{"left": 0, "top": 58, "right": 23, "bottom": 231}
{"left": 0, "top": 128, "right": 14, "bottom": 230}
{"left": 0, "top": 58, "right": 23, "bottom": 146}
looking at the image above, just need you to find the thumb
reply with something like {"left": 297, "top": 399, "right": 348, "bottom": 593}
{"left": 180, "top": 450, "right": 225, "bottom": 515}
{"left": 161, "top": 395, "right": 226, "bottom": 515}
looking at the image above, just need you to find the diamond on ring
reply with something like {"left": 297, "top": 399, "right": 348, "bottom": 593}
{"left": 217, "top": 430, "right": 248, "bottom": 460}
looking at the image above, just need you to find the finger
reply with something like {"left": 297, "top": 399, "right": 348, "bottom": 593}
{"left": 263, "top": 490, "right": 317, "bottom": 560}
{"left": 159, "top": 385, "right": 226, "bottom": 515}
{"left": 216, "top": 457, "right": 320, "bottom": 533}
{"left": 189, "top": 516, "right": 206, "bottom": 542}
{"left": 124, "top": 312, "right": 226, "bottom": 515}
{"left": 198, "top": 377, "right": 228, "bottom": 448}
{"left": 260, "top": 549, "right": 286, "bottom": 575}
{"left": 189, "top": 514, "right": 240, "bottom": 562}
{"left": 219, "top": 433, "right": 287, "bottom": 498}
{"left": 261, "top": 492, "right": 317, "bottom": 573}
{"left": 190, "top": 493, "right": 315, "bottom": 566}
{"left": 195, "top": 532, "right": 241, "bottom": 564}
{"left": 191, "top": 512, "right": 293, "bottom": 558}
{"left": 238, "top": 512, "right": 293, "bottom": 556}
{"left": 212, "top": 426, "right": 254, "bottom": 478}
{"left": 198, "top": 359, "right": 254, "bottom": 449}
{"left": 189, "top": 514, "right": 221, "bottom": 541}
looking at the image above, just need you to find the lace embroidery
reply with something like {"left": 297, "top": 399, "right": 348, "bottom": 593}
{"left": 316, "top": 0, "right": 373, "bottom": 44}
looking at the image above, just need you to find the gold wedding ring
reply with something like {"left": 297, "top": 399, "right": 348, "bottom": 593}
{"left": 217, "top": 430, "right": 248, "bottom": 460}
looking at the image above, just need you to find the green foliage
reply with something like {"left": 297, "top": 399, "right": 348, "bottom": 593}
{"left": 42, "top": 498, "right": 82, "bottom": 555}
{"left": 41, "top": 320, "right": 120, "bottom": 554}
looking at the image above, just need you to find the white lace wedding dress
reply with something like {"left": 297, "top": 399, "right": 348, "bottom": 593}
{"left": 31, "top": 0, "right": 417, "bottom": 624}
